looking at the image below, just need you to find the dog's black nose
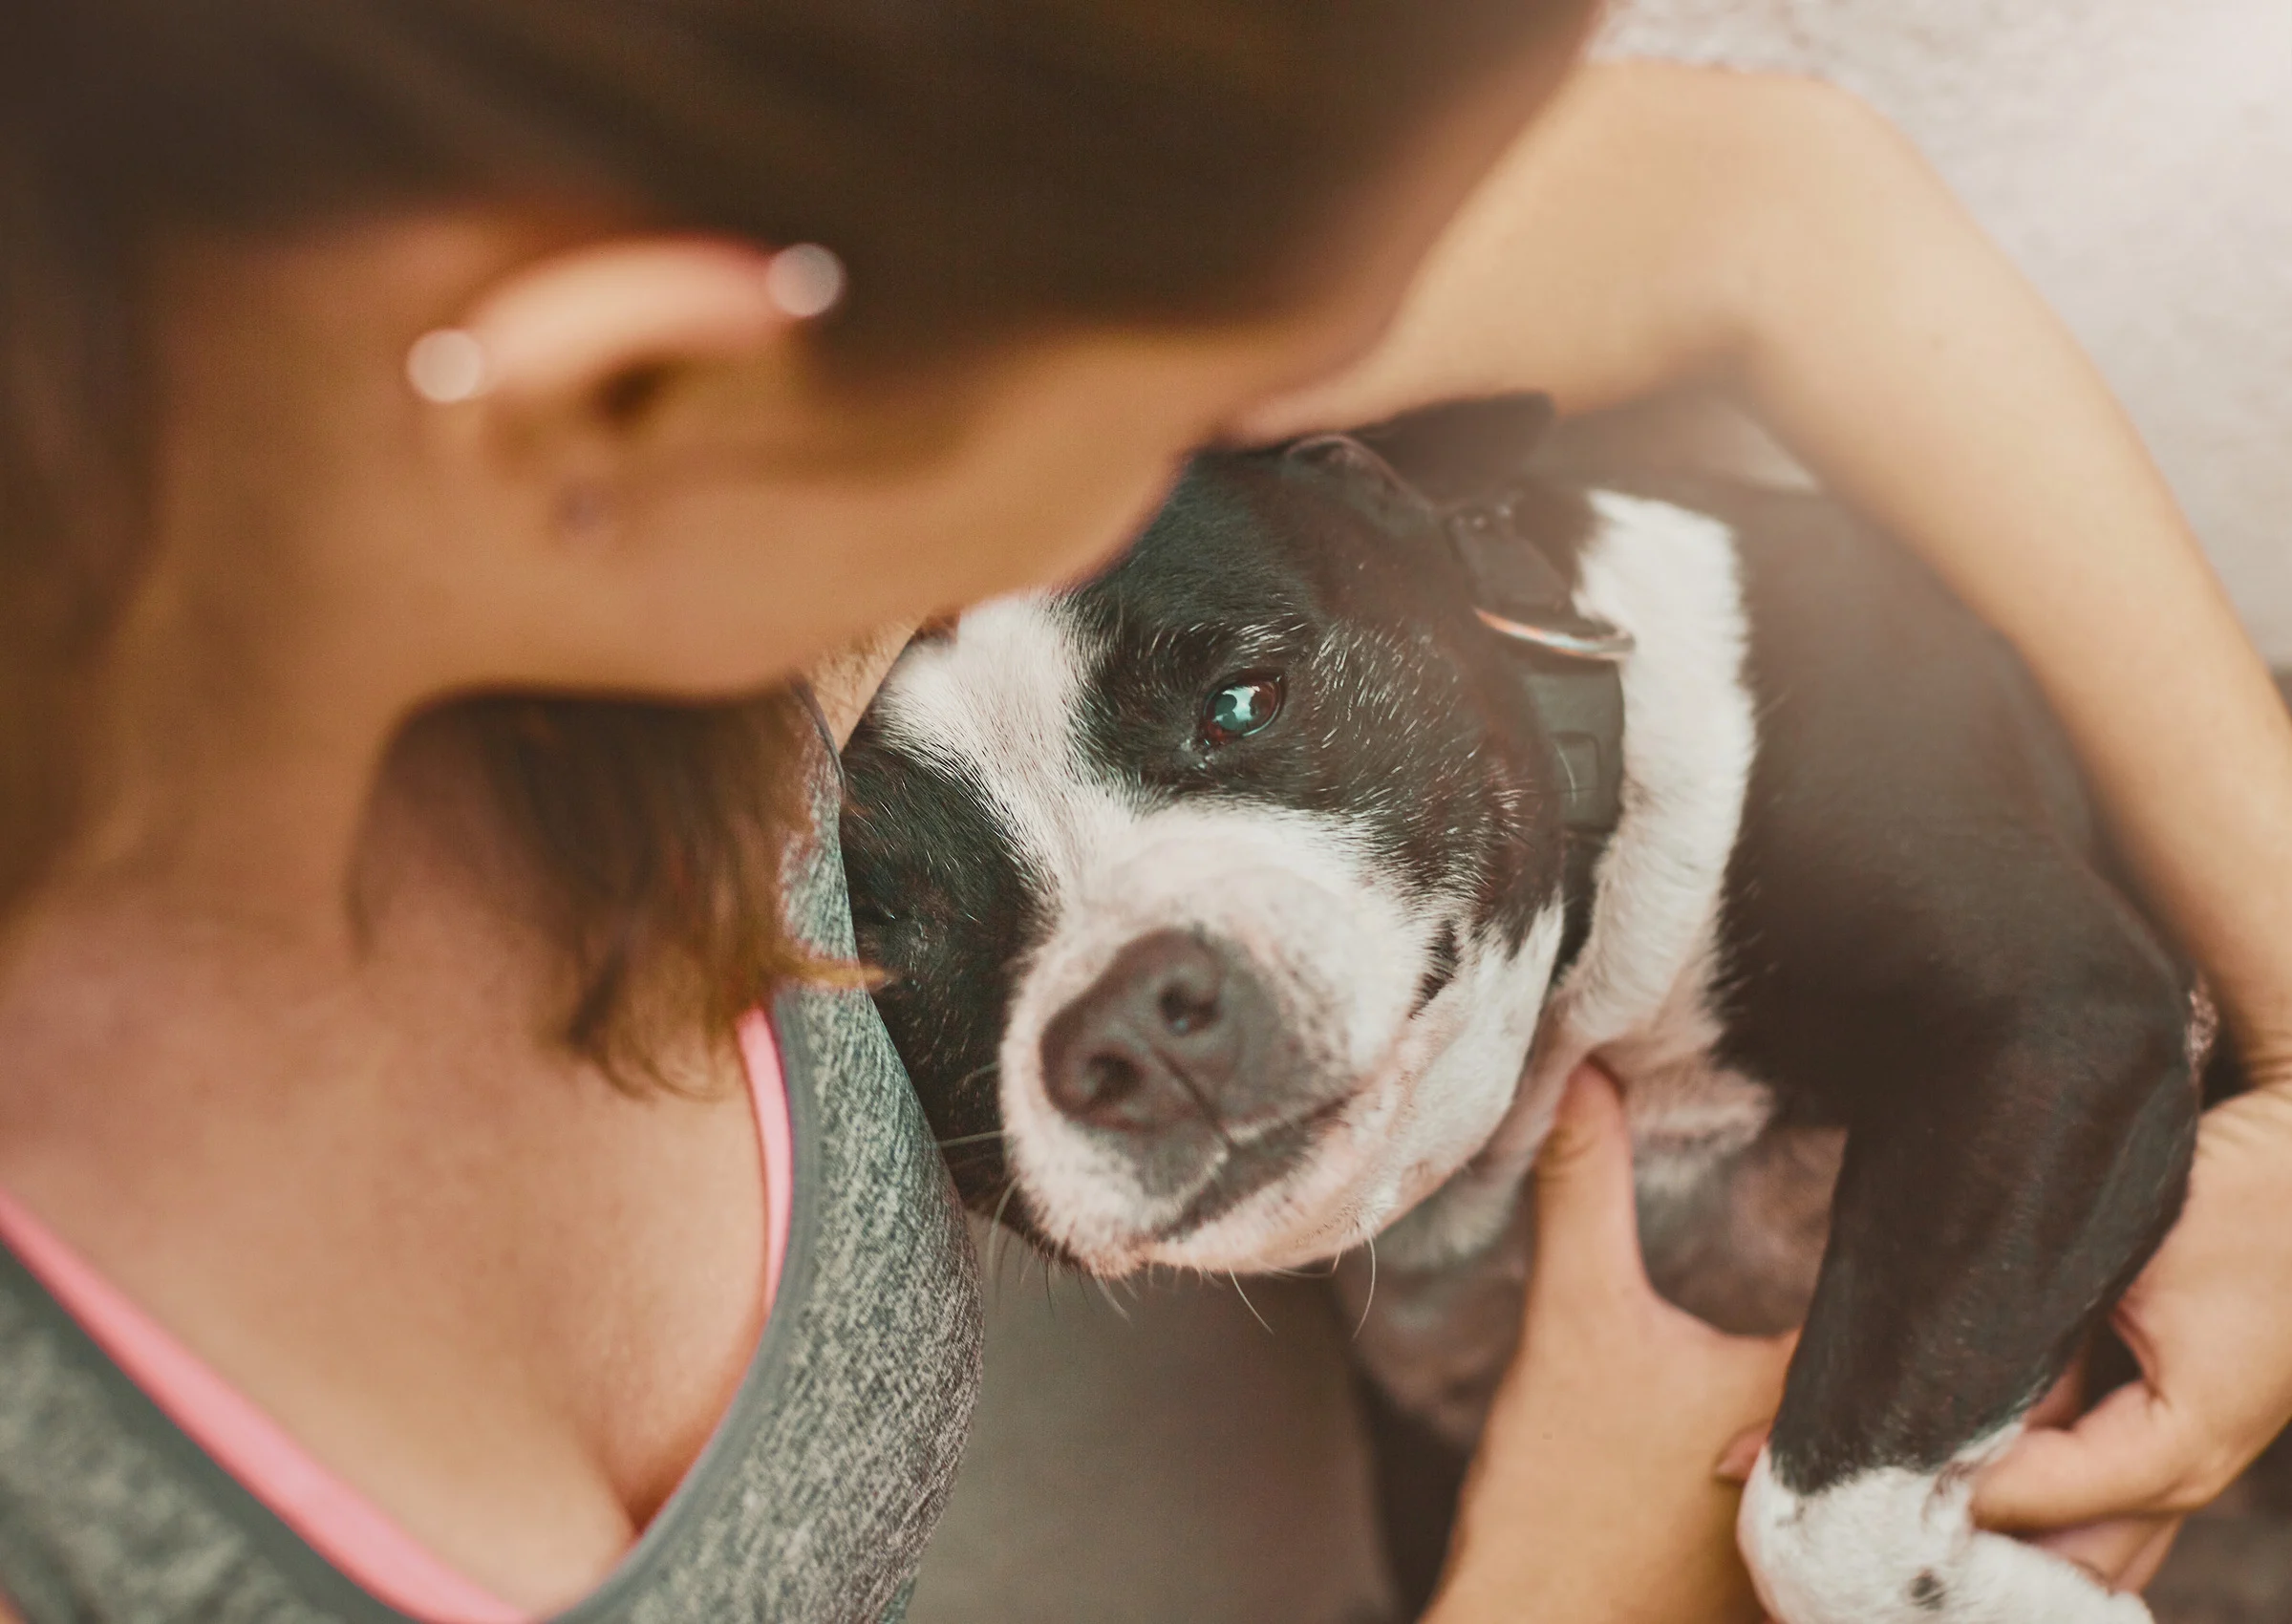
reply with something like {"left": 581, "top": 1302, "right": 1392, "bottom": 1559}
{"left": 1039, "top": 931, "right": 1275, "bottom": 1132}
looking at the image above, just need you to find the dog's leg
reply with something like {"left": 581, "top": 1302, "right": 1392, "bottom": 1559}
{"left": 1740, "top": 940, "right": 2202, "bottom": 1624}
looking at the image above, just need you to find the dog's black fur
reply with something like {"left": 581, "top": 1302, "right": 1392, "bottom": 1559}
{"left": 843, "top": 395, "right": 2211, "bottom": 1620}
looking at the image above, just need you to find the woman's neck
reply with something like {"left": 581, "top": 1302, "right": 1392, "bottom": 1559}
{"left": 0, "top": 713, "right": 528, "bottom": 1168}
{"left": 51, "top": 596, "right": 416, "bottom": 950}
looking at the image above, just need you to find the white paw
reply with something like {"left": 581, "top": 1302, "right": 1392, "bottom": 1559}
{"left": 1739, "top": 1446, "right": 2151, "bottom": 1624}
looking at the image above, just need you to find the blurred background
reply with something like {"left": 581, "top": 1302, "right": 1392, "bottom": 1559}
{"left": 1601, "top": 0, "right": 2292, "bottom": 661}
{"left": 909, "top": 8, "right": 2292, "bottom": 1623}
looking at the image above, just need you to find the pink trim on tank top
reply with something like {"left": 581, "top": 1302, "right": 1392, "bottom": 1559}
{"left": 0, "top": 1011, "right": 794, "bottom": 1624}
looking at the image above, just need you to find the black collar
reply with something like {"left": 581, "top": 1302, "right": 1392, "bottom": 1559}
{"left": 1291, "top": 433, "right": 1632, "bottom": 973}
{"left": 1442, "top": 493, "right": 1631, "bottom": 974}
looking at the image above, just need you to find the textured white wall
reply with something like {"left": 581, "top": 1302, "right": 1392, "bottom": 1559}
{"left": 1598, "top": 0, "right": 2292, "bottom": 659}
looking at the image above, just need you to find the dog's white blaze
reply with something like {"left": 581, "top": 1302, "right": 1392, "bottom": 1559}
{"left": 871, "top": 595, "right": 1119, "bottom": 887}
{"left": 1741, "top": 1435, "right": 2151, "bottom": 1624}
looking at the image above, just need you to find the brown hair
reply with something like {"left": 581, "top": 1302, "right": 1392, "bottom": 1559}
{"left": 1, "top": 0, "right": 1578, "bottom": 1085}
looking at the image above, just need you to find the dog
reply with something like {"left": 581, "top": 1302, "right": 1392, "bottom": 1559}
{"left": 840, "top": 394, "right": 2205, "bottom": 1624}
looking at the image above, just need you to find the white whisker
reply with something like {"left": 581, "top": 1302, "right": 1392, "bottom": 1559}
{"left": 1229, "top": 1271, "right": 1274, "bottom": 1336}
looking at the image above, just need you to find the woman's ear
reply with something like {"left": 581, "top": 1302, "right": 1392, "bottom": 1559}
{"left": 410, "top": 235, "right": 845, "bottom": 484}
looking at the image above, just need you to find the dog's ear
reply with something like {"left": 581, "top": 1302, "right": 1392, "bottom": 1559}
{"left": 1345, "top": 393, "right": 1555, "bottom": 507}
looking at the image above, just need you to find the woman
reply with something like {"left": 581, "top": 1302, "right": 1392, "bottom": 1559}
{"left": 0, "top": 5, "right": 2282, "bottom": 1623}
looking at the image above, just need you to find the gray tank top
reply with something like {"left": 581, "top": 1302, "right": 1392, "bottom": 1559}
{"left": 0, "top": 759, "right": 984, "bottom": 1623}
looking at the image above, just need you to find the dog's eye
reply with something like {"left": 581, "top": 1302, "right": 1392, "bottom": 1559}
{"left": 1201, "top": 675, "right": 1283, "bottom": 746}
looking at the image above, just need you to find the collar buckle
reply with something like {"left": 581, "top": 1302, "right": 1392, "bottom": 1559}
{"left": 1444, "top": 500, "right": 1636, "bottom": 666}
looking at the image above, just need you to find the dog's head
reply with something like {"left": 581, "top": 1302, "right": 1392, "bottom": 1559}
{"left": 843, "top": 395, "right": 1587, "bottom": 1274}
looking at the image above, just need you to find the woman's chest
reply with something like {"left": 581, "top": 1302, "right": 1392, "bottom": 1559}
{"left": 1, "top": 958, "right": 773, "bottom": 1613}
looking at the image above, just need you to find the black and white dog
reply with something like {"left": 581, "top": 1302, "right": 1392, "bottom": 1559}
{"left": 841, "top": 395, "right": 2205, "bottom": 1624}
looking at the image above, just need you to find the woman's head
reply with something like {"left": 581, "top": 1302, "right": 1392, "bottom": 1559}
{"left": 1, "top": 0, "right": 1592, "bottom": 1077}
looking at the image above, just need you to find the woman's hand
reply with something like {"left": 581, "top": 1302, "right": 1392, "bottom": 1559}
{"left": 1975, "top": 1070, "right": 2292, "bottom": 1590}
{"left": 1429, "top": 1067, "right": 1795, "bottom": 1624}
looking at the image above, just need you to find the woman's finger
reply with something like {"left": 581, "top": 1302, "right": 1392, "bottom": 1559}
{"left": 2022, "top": 1350, "right": 2091, "bottom": 1431}
{"left": 1530, "top": 1064, "right": 1646, "bottom": 1297}
{"left": 2033, "top": 1514, "right": 2181, "bottom": 1592}
{"left": 1973, "top": 1380, "right": 2190, "bottom": 1529}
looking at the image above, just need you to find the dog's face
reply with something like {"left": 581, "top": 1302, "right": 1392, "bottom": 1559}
{"left": 844, "top": 411, "right": 1580, "bottom": 1274}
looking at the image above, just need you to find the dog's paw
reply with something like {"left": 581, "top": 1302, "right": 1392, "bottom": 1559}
{"left": 1739, "top": 1448, "right": 2151, "bottom": 1624}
